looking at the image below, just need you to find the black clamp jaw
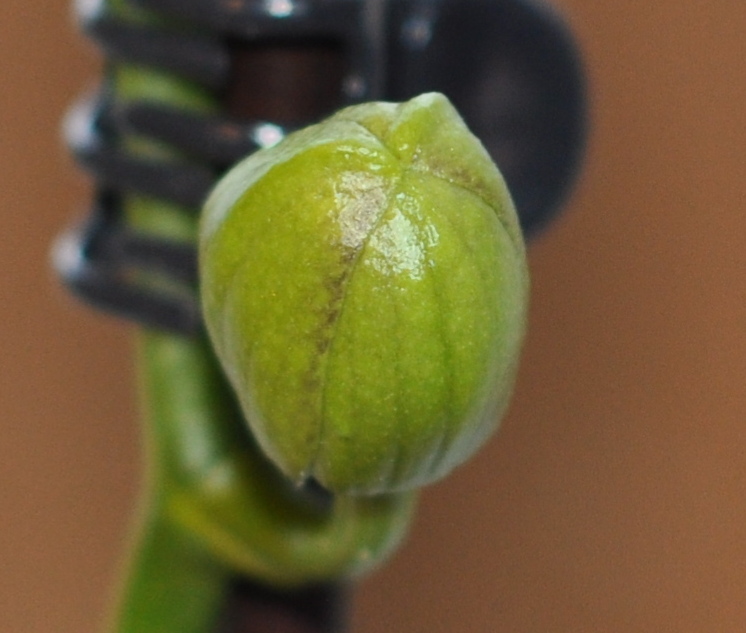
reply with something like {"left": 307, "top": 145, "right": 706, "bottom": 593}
{"left": 55, "top": 0, "right": 587, "bottom": 334}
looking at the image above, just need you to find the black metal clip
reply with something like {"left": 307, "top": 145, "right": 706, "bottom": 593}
{"left": 56, "top": 0, "right": 586, "bottom": 334}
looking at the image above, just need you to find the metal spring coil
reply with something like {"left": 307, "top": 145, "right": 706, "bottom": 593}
{"left": 55, "top": 0, "right": 586, "bottom": 335}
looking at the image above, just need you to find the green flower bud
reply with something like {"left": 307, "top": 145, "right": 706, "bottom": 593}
{"left": 200, "top": 92, "right": 529, "bottom": 495}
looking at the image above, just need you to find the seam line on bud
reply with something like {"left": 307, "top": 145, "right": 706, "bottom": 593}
{"left": 309, "top": 173, "right": 404, "bottom": 481}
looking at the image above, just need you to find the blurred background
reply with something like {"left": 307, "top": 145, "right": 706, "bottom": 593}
{"left": 2, "top": 0, "right": 745, "bottom": 631}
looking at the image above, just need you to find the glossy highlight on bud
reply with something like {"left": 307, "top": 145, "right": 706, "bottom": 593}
{"left": 199, "top": 93, "right": 529, "bottom": 495}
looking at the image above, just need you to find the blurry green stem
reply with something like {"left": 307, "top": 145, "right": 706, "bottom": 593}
{"left": 104, "top": 3, "right": 414, "bottom": 631}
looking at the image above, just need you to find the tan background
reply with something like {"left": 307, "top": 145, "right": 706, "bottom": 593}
{"left": 2, "top": 1, "right": 745, "bottom": 631}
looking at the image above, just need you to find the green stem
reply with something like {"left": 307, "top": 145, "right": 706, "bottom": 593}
{"left": 101, "top": 3, "right": 231, "bottom": 631}
{"left": 114, "top": 508, "right": 228, "bottom": 633}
